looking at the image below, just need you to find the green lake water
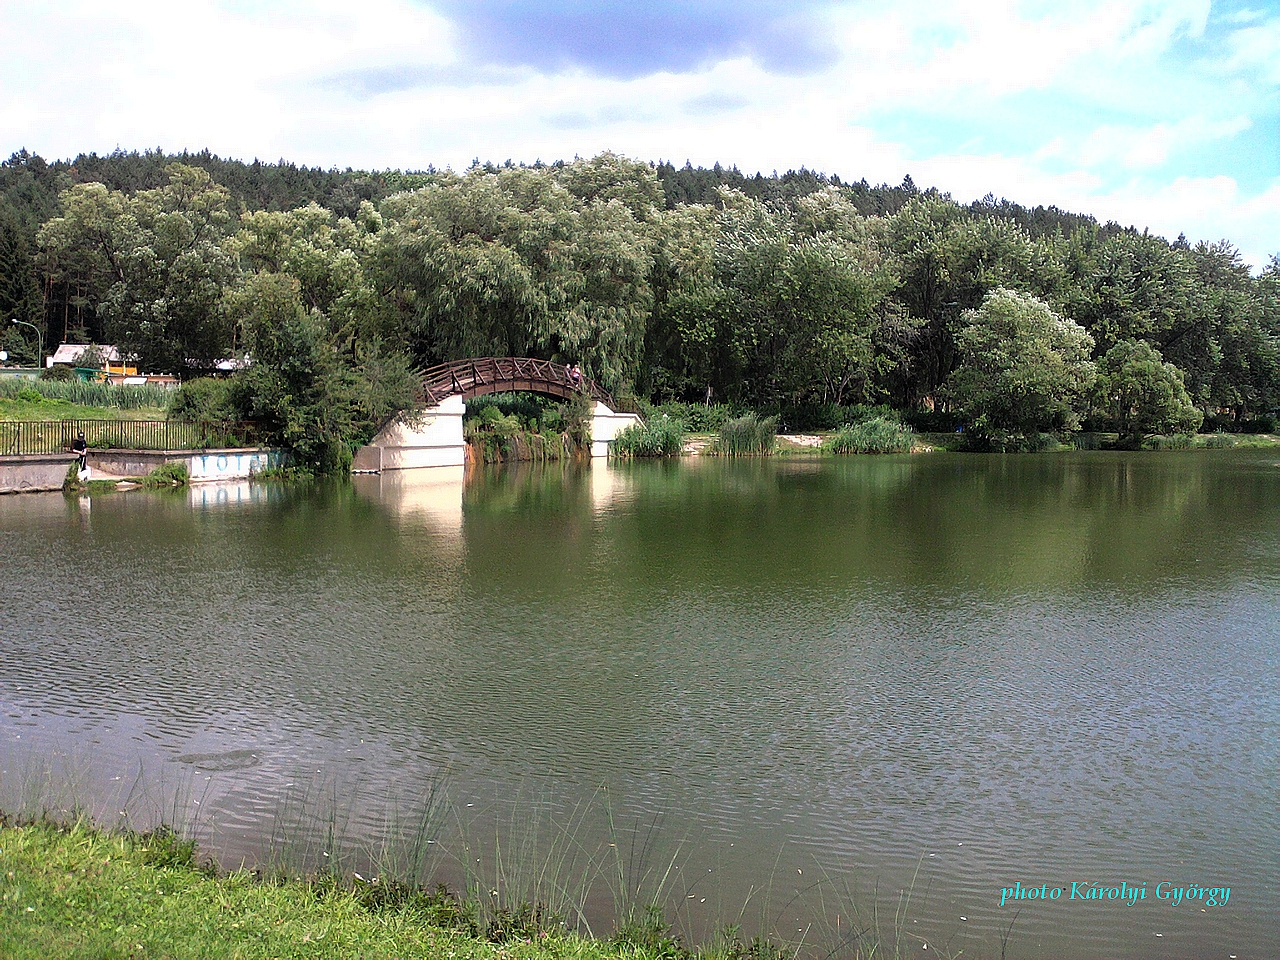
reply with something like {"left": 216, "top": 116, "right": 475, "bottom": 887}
{"left": 2, "top": 451, "right": 1278, "bottom": 958}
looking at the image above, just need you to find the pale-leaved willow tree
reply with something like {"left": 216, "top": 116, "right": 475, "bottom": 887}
{"left": 37, "top": 164, "right": 236, "bottom": 376}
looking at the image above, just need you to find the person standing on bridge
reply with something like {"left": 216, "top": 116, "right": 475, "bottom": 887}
{"left": 568, "top": 363, "right": 583, "bottom": 388}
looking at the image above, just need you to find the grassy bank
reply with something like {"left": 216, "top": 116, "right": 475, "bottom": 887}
{"left": 0, "top": 818, "right": 642, "bottom": 960}
{"left": 0, "top": 815, "right": 946, "bottom": 960}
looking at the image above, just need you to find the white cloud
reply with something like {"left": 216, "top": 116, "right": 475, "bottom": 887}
{"left": 1073, "top": 115, "right": 1252, "bottom": 170}
{"left": 0, "top": 0, "right": 1276, "bottom": 266}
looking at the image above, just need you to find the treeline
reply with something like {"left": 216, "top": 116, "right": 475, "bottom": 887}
{"left": 2, "top": 148, "right": 1278, "bottom": 466}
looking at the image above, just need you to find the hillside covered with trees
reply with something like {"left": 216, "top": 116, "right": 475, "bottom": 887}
{"left": 2, "top": 148, "right": 1277, "bottom": 466}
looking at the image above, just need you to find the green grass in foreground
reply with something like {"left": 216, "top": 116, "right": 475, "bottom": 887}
{"left": 0, "top": 819, "right": 638, "bottom": 960}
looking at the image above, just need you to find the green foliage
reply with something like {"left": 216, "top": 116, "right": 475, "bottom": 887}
{"left": 1199, "top": 432, "right": 1238, "bottom": 449}
{"left": 823, "top": 417, "right": 914, "bottom": 454}
{"left": 611, "top": 903, "right": 686, "bottom": 960}
{"left": 8, "top": 148, "right": 1280, "bottom": 455}
{"left": 960, "top": 429, "right": 1063, "bottom": 452}
{"left": 1142, "top": 433, "right": 1196, "bottom": 450}
{"left": 636, "top": 400, "right": 740, "bottom": 432}
{"left": 355, "top": 880, "right": 476, "bottom": 935}
{"left": 466, "top": 393, "right": 561, "bottom": 431}
{"left": 947, "top": 288, "right": 1095, "bottom": 438}
{"left": 38, "top": 364, "right": 75, "bottom": 381}
{"left": 713, "top": 413, "right": 777, "bottom": 456}
{"left": 610, "top": 418, "right": 685, "bottom": 458}
{"left": 135, "top": 824, "right": 199, "bottom": 869}
{"left": 142, "top": 461, "right": 190, "bottom": 487}
{"left": 1092, "top": 339, "right": 1203, "bottom": 445}
{"left": 167, "top": 376, "right": 233, "bottom": 421}
{"left": 376, "top": 165, "right": 654, "bottom": 393}
{"left": 1240, "top": 416, "right": 1277, "bottom": 434}
{"left": 0, "top": 375, "right": 172, "bottom": 410}
{"left": 227, "top": 272, "right": 418, "bottom": 473}
{"left": 463, "top": 392, "right": 579, "bottom": 462}
{"left": 37, "top": 165, "right": 237, "bottom": 375}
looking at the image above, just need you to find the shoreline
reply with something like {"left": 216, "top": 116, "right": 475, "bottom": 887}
{"left": 0, "top": 815, "right": 908, "bottom": 960}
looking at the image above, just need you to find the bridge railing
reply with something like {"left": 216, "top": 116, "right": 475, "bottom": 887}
{"left": 420, "top": 357, "right": 613, "bottom": 406}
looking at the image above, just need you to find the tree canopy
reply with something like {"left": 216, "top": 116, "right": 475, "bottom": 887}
{"left": 3, "top": 147, "right": 1278, "bottom": 467}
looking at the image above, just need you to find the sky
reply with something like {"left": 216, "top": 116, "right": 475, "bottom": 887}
{"left": 2, "top": 0, "right": 1277, "bottom": 267}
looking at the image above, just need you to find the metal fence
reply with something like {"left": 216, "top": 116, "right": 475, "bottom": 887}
{"left": 0, "top": 420, "right": 259, "bottom": 457}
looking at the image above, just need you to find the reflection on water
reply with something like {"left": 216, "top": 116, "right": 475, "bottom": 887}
{"left": 2, "top": 451, "right": 1279, "bottom": 959}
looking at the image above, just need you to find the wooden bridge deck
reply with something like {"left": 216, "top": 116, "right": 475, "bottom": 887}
{"left": 420, "top": 357, "right": 613, "bottom": 406}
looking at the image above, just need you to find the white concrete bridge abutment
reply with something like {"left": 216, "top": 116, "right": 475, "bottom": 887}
{"left": 353, "top": 396, "right": 641, "bottom": 472}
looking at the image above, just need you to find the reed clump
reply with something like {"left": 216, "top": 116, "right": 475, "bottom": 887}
{"left": 712, "top": 414, "right": 776, "bottom": 457}
{"left": 610, "top": 418, "right": 686, "bottom": 458}
{"left": 0, "top": 377, "right": 174, "bottom": 411}
{"left": 822, "top": 417, "right": 914, "bottom": 455}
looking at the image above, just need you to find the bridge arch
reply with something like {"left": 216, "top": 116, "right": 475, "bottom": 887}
{"left": 355, "top": 357, "right": 640, "bottom": 473}
{"left": 420, "top": 357, "right": 613, "bottom": 406}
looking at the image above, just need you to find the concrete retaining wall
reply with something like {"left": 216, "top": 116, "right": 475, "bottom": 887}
{"left": 90, "top": 448, "right": 285, "bottom": 482}
{"left": 88, "top": 449, "right": 172, "bottom": 478}
{"left": 188, "top": 448, "right": 286, "bottom": 481}
{"left": 0, "top": 454, "right": 74, "bottom": 494}
{"left": 1, "top": 447, "right": 285, "bottom": 494}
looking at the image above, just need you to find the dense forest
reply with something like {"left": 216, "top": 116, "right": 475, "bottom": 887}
{"left": 2, "top": 147, "right": 1278, "bottom": 465}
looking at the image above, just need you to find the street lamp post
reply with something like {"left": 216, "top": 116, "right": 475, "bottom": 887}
{"left": 10, "top": 318, "right": 43, "bottom": 369}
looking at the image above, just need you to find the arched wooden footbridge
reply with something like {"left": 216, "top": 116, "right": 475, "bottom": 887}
{"left": 420, "top": 357, "right": 613, "bottom": 406}
{"left": 354, "top": 357, "right": 640, "bottom": 473}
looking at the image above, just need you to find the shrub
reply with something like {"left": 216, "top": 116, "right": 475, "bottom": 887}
{"left": 168, "top": 377, "right": 234, "bottom": 422}
{"left": 1142, "top": 433, "right": 1195, "bottom": 450}
{"left": 960, "top": 430, "right": 1061, "bottom": 452}
{"left": 1200, "top": 433, "right": 1238, "bottom": 449}
{"left": 611, "top": 417, "right": 685, "bottom": 457}
{"left": 823, "top": 417, "right": 914, "bottom": 454}
{"left": 39, "top": 365, "right": 76, "bottom": 381}
{"left": 635, "top": 400, "right": 742, "bottom": 433}
{"left": 143, "top": 461, "right": 190, "bottom": 487}
{"left": 713, "top": 414, "right": 776, "bottom": 456}
{"left": 759, "top": 402, "right": 899, "bottom": 432}
{"left": 903, "top": 408, "right": 964, "bottom": 432}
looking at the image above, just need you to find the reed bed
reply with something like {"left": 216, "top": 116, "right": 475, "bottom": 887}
{"left": 610, "top": 418, "right": 686, "bottom": 458}
{"left": 0, "top": 377, "right": 175, "bottom": 411}
{"left": 821, "top": 417, "right": 914, "bottom": 455}
{"left": 711, "top": 414, "right": 777, "bottom": 457}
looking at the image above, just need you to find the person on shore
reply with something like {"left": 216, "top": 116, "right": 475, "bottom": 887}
{"left": 71, "top": 431, "right": 89, "bottom": 481}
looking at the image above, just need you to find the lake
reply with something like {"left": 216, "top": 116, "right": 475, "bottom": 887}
{"left": 2, "top": 450, "right": 1278, "bottom": 959}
